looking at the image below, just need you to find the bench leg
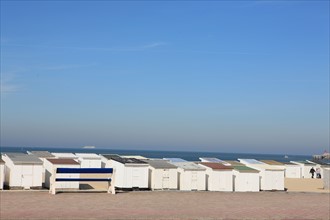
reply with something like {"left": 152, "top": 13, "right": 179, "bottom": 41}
{"left": 50, "top": 183, "right": 56, "bottom": 195}
{"left": 111, "top": 183, "right": 116, "bottom": 194}
{"left": 50, "top": 170, "right": 57, "bottom": 195}
{"left": 107, "top": 181, "right": 116, "bottom": 194}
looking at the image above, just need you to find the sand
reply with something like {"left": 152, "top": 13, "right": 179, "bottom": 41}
{"left": 285, "top": 178, "right": 329, "bottom": 193}
{"left": 1, "top": 190, "right": 329, "bottom": 220}
{"left": 1, "top": 178, "right": 329, "bottom": 219}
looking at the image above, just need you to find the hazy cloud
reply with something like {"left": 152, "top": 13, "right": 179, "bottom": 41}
{"left": 0, "top": 73, "right": 20, "bottom": 94}
{"left": 2, "top": 42, "right": 167, "bottom": 52}
{"left": 37, "top": 63, "right": 98, "bottom": 71}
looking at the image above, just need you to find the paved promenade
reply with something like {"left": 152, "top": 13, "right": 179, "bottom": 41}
{"left": 1, "top": 191, "right": 329, "bottom": 219}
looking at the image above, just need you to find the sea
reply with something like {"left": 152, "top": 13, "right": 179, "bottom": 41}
{"left": 0, "top": 146, "right": 313, "bottom": 162}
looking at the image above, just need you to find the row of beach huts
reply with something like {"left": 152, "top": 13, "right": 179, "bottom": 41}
{"left": 0, "top": 151, "right": 329, "bottom": 192}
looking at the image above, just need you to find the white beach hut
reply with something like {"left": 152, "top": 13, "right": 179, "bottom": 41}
{"left": 290, "top": 161, "right": 317, "bottom": 178}
{"left": 165, "top": 159, "right": 206, "bottom": 191}
{"left": 101, "top": 154, "right": 149, "bottom": 190}
{"left": 199, "top": 162, "right": 233, "bottom": 192}
{"left": 260, "top": 160, "right": 287, "bottom": 176}
{"left": 27, "top": 151, "right": 56, "bottom": 186}
{"left": 2, "top": 153, "right": 43, "bottom": 189}
{"left": 323, "top": 168, "right": 330, "bottom": 189}
{"left": 0, "top": 158, "right": 5, "bottom": 190}
{"left": 238, "top": 159, "right": 285, "bottom": 191}
{"left": 44, "top": 158, "right": 80, "bottom": 189}
{"left": 143, "top": 159, "right": 178, "bottom": 190}
{"left": 282, "top": 162, "right": 302, "bottom": 178}
{"left": 75, "top": 153, "right": 102, "bottom": 168}
{"left": 225, "top": 160, "right": 260, "bottom": 192}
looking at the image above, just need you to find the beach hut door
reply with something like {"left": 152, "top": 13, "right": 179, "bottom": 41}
{"left": 21, "top": 166, "right": 33, "bottom": 188}
{"left": 132, "top": 168, "right": 140, "bottom": 187}
{"left": 162, "top": 169, "right": 170, "bottom": 189}
{"left": 191, "top": 171, "right": 198, "bottom": 190}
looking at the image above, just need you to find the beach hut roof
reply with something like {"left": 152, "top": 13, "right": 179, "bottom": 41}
{"left": 307, "top": 160, "right": 321, "bottom": 165}
{"left": 309, "top": 160, "right": 330, "bottom": 166}
{"left": 47, "top": 158, "right": 80, "bottom": 165}
{"left": 121, "top": 155, "right": 148, "bottom": 160}
{"left": 260, "top": 160, "right": 284, "bottom": 165}
{"left": 253, "top": 164, "right": 285, "bottom": 171}
{"left": 199, "top": 158, "right": 231, "bottom": 166}
{"left": 3, "top": 152, "right": 27, "bottom": 156}
{"left": 225, "top": 160, "right": 245, "bottom": 166}
{"left": 52, "top": 152, "right": 78, "bottom": 158}
{"left": 232, "top": 165, "right": 260, "bottom": 173}
{"left": 291, "top": 161, "right": 315, "bottom": 165}
{"left": 199, "top": 157, "right": 222, "bottom": 162}
{"left": 238, "top": 159, "right": 265, "bottom": 165}
{"left": 29, "top": 151, "right": 55, "bottom": 158}
{"left": 75, "top": 153, "right": 101, "bottom": 159}
{"left": 144, "top": 159, "right": 177, "bottom": 169}
{"left": 102, "top": 154, "right": 147, "bottom": 164}
{"left": 173, "top": 162, "right": 206, "bottom": 171}
{"left": 163, "top": 158, "right": 187, "bottom": 163}
{"left": 5, "top": 153, "right": 43, "bottom": 165}
{"left": 200, "top": 162, "right": 233, "bottom": 170}
{"left": 283, "top": 162, "right": 299, "bottom": 165}
{"left": 101, "top": 154, "right": 120, "bottom": 158}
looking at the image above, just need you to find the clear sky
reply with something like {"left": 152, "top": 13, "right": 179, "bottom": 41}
{"left": 1, "top": 1, "right": 329, "bottom": 155}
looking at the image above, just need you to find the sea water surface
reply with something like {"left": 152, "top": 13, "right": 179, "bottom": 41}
{"left": 0, "top": 146, "right": 312, "bottom": 162}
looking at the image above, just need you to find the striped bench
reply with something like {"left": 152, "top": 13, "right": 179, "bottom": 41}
{"left": 50, "top": 168, "right": 116, "bottom": 195}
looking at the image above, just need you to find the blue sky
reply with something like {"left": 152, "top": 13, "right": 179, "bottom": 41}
{"left": 1, "top": 1, "right": 329, "bottom": 155}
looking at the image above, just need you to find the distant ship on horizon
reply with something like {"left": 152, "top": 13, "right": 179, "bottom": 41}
{"left": 82, "top": 146, "right": 96, "bottom": 149}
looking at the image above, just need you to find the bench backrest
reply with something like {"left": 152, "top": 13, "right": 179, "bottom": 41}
{"left": 56, "top": 168, "right": 114, "bottom": 174}
{"left": 50, "top": 167, "right": 116, "bottom": 194}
